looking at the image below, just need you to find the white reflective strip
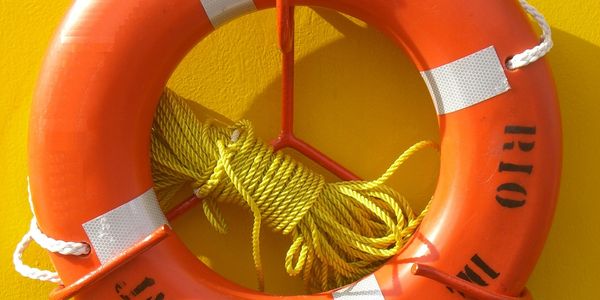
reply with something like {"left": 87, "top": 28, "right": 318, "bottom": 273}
{"left": 200, "top": 0, "right": 257, "bottom": 28}
{"left": 82, "top": 189, "right": 168, "bottom": 264}
{"left": 333, "top": 274, "right": 385, "bottom": 300}
{"left": 421, "top": 46, "right": 510, "bottom": 115}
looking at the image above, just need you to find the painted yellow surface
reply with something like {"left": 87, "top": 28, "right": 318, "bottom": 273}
{"left": 0, "top": 0, "right": 598, "bottom": 299}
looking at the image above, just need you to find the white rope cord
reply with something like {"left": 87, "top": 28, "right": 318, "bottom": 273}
{"left": 507, "top": 0, "right": 553, "bottom": 69}
{"left": 14, "top": 228, "right": 61, "bottom": 284}
{"left": 13, "top": 182, "right": 90, "bottom": 284}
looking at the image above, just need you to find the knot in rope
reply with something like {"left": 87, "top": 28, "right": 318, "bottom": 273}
{"left": 151, "top": 89, "right": 436, "bottom": 292}
{"left": 192, "top": 120, "right": 326, "bottom": 237}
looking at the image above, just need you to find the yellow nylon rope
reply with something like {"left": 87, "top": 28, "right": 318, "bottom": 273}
{"left": 151, "top": 88, "right": 437, "bottom": 292}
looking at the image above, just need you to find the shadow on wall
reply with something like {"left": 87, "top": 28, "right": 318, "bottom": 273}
{"left": 527, "top": 28, "right": 600, "bottom": 299}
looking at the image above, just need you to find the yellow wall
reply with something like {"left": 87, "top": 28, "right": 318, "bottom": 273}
{"left": 1, "top": 0, "right": 599, "bottom": 299}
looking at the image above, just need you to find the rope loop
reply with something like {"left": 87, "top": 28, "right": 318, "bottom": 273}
{"left": 14, "top": 180, "right": 91, "bottom": 284}
{"left": 507, "top": 0, "right": 554, "bottom": 69}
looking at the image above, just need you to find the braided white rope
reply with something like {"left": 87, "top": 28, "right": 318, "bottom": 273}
{"left": 507, "top": 0, "right": 553, "bottom": 69}
{"left": 13, "top": 181, "right": 90, "bottom": 284}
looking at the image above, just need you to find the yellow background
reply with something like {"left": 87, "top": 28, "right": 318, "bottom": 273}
{"left": 1, "top": 0, "right": 599, "bottom": 299}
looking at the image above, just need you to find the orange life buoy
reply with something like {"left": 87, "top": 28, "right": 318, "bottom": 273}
{"left": 25, "top": 0, "right": 561, "bottom": 299}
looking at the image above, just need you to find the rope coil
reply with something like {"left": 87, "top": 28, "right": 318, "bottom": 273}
{"left": 152, "top": 89, "right": 436, "bottom": 292}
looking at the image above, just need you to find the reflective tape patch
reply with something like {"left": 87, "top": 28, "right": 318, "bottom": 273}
{"left": 200, "top": 0, "right": 257, "bottom": 28}
{"left": 82, "top": 189, "right": 168, "bottom": 264}
{"left": 333, "top": 274, "right": 385, "bottom": 300}
{"left": 421, "top": 46, "right": 510, "bottom": 115}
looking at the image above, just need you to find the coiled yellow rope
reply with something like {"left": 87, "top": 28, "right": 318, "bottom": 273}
{"left": 151, "top": 88, "right": 437, "bottom": 292}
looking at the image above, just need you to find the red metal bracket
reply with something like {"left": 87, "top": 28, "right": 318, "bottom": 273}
{"left": 411, "top": 263, "right": 532, "bottom": 300}
{"left": 271, "top": 0, "right": 360, "bottom": 181}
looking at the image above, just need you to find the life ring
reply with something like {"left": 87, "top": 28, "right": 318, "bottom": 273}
{"left": 23, "top": 0, "right": 560, "bottom": 299}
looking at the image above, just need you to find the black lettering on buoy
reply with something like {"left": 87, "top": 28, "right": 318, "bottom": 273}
{"left": 115, "top": 281, "right": 127, "bottom": 294}
{"left": 131, "top": 277, "right": 155, "bottom": 296}
{"left": 471, "top": 254, "right": 500, "bottom": 279}
{"left": 504, "top": 141, "right": 535, "bottom": 152}
{"left": 496, "top": 125, "right": 537, "bottom": 208}
{"left": 496, "top": 183, "right": 527, "bottom": 208}
{"left": 498, "top": 162, "right": 533, "bottom": 174}
{"left": 115, "top": 277, "right": 165, "bottom": 299}
{"left": 457, "top": 265, "right": 488, "bottom": 286}
{"left": 519, "top": 141, "right": 535, "bottom": 152}
{"left": 497, "top": 183, "right": 527, "bottom": 195}
{"left": 505, "top": 125, "right": 536, "bottom": 135}
{"left": 496, "top": 195, "right": 526, "bottom": 208}
{"left": 447, "top": 254, "right": 500, "bottom": 298}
